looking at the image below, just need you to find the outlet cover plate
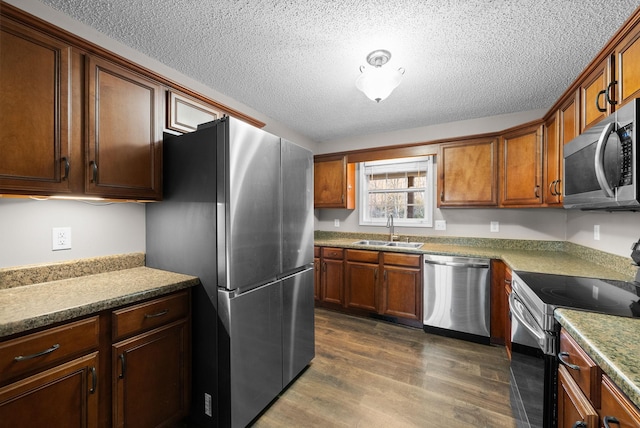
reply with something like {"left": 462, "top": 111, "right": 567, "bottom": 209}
{"left": 52, "top": 227, "right": 72, "bottom": 251}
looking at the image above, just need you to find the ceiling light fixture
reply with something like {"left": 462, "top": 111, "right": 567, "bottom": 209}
{"left": 355, "top": 50, "right": 405, "bottom": 103}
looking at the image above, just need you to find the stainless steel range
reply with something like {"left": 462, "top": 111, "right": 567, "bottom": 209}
{"left": 509, "top": 270, "right": 640, "bottom": 428}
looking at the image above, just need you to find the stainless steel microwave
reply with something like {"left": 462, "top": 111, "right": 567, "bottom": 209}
{"left": 563, "top": 98, "right": 639, "bottom": 210}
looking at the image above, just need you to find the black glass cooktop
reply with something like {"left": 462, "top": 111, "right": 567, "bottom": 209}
{"left": 515, "top": 271, "right": 640, "bottom": 318}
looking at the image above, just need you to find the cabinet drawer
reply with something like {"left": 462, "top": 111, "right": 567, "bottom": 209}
{"left": 321, "top": 247, "right": 344, "bottom": 260}
{"left": 600, "top": 374, "right": 640, "bottom": 427}
{"left": 382, "top": 252, "right": 422, "bottom": 268}
{"left": 0, "top": 316, "right": 99, "bottom": 384}
{"left": 113, "top": 291, "right": 189, "bottom": 341}
{"left": 346, "top": 249, "right": 379, "bottom": 263}
{"left": 559, "top": 329, "right": 601, "bottom": 406}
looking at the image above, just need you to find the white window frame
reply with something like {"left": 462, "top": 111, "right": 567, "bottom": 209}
{"left": 358, "top": 156, "right": 434, "bottom": 228}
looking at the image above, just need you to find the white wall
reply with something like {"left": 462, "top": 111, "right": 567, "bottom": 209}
{"left": 0, "top": 199, "right": 145, "bottom": 268}
{"left": 565, "top": 210, "right": 640, "bottom": 257}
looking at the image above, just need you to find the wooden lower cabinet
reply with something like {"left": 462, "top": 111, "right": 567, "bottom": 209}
{"left": 558, "top": 365, "right": 599, "bottom": 428}
{"left": 319, "top": 247, "right": 345, "bottom": 307}
{"left": 113, "top": 321, "right": 189, "bottom": 428}
{"left": 0, "top": 352, "right": 99, "bottom": 428}
{"left": 557, "top": 328, "right": 640, "bottom": 428}
{"left": 317, "top": 246, "right": 422, "bottom": 326}
{"left": 600, "top": 374, "right": 640, "bottom": 428}
{"left": 381, "top": 252, "right": 422, "bottom": 321}
{"left": 0, "top": 290, "right": 190, "bottom": 428}
{"left": 345, "top": 249, "right": 379, "bottom": 312}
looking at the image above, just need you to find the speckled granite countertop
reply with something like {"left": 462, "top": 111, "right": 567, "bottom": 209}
{"left": 555, "top": 309, "right": 640, "bottom": 409}
{"left": 0, "top": 254, "right": 199, "bottom": 338}
{"left": 315, "top": 232, "right": 637, "bottom": 281}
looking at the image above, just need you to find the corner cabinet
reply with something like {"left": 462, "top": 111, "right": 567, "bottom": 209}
{"left": 0, "top": 16, "right": 74, "bottom": 196}
{"left": 438, "top": 138, "right": 499, "bottom": 207}
{"left": 314, "top": 155, "right": 355, "bottom": 209}
{"left": 86, "top": 56, "right": 163, "bottom": 200}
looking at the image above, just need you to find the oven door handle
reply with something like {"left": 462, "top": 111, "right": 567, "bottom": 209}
{"left": 509, "top": 292, "right": 547, "bottom": 346}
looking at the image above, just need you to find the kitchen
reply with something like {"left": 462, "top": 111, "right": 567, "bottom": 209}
{"left": 3, "top": 0, "right": 640, "bottom": 427}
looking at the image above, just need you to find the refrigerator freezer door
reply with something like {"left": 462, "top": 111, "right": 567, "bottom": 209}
{"left": 282, "top": 268, "right": 315, "bottom": 386}
{"left": 281, "top": 140, "right": 314, "bottom": 274}
{"left": 218, "top": 118, "right": 282, "bottom": 293}
{"left": 218, "top": 281, "right": 283, "bottom": 428}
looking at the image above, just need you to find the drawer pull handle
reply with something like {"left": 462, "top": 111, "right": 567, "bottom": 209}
{"left": 144, "top": 309, "right": 169, "bottom": 319}
{"left": 558, "top": 351, "right": 580, "bottom": 371}
{"left": 14, "top": 343, "right": 60, "bottom": 361}
{"left": 89, "top": 366, "right": 97, "bottom": 394}
{"left": 604, "top": 416, "right": 620, "bottom": 427}
{"left": 572, "top": 422, "right": 587, "bottom": 428}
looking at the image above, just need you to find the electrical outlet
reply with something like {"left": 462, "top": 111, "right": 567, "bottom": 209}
{"left": 435, "top": 220, "right": 446, "bottom": 231}
{"left": 594, "top": 225, "right": 600, "bottom": 240}
{"left": 334, "top": 219, "right": 340, "bottom": 227}
{"left": 490, "top": 221, "right": 499, "bottom": 233}
{"left": 52, "top": 227, "right": 72, "bottom": 251}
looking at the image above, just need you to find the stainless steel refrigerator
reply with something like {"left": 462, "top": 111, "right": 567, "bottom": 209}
{"left": 146, "top": 117, "right": 315, "bottom": 428}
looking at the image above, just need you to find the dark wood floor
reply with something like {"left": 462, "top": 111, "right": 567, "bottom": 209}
{"left": 253, "top": 308, "right": 517, "bottom": 427}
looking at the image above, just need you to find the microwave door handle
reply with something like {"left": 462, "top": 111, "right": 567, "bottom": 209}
{"left": 594, "top": 121, "right": 617, "bottom": 198}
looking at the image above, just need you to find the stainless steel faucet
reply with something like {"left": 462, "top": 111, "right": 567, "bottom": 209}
{"left": 386, "top": 213, "right": 398, "bottom": 241}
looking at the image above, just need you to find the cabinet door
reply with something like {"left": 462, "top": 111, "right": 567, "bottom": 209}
{"left": 557, "top": 365, "right": 599, "bottom": 428}
{"left": 166, "top": 90, "right": 222, "bottom": 133}
{"left": 87, "top": 56, "right": 163, "bottom": 200}
{"left": 0, "top": 17, "right": 72, "bottom": 195}
{"left": 616, "top": 29, "right": 640, "bottom": 108}
{"left": 345, "top": 261, "right": 378, "bottom": 312}
{"left": 381, "top": 265, "right": 421, "bottom": 321}
{"left": 500, "top": 124, "right": 543, "bottom": 207}
{"left": 321, "top": 259, "right": 344, "bottom": 306}
{"left": 581, "top": 56, "right": 613, "bottom": 132}
{"left": 600, "top": 374, "right": 640, "bottom": 428}
{"left": 438, "top": 138, "right": 498, "bottom": 207}
{"left": 314, "top": 155, "right": 355, "bottom": 209}
{"left": 543, "top": 112, "right": 562, "bottom": 205}
{"left": 113, "top": 321, "right": 189, "bottom": 428}
{"left": 0, "top": 352, "right": 99, "bottom": 428}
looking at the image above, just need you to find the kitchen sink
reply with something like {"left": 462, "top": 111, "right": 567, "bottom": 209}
{"left": 352, "top": 240, "right": 423, "bottom": 249}
{"left": 385, "top": 242, "right": 424, "bottom": 248}
{"left": 352, "top": 240, "right": 390, "bottom": 246}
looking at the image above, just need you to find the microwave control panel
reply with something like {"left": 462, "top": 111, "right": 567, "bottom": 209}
{"left": 617, "top": 122, "right": 633, "bottom": 186}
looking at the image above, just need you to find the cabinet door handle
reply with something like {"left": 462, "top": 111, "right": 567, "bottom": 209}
{"left": 596, "top": 89, "right": 608, "bottom": 113}
{"left": 89, "top": 160, "right": 98, "bottom": 183}
{"left": 61, "top": 157, "right": 70, "bottom": 181}
{"left": 89, "top": 366, "right": 97, "bottom": 394}
{"left": 119, "top": 353, "right": 126, "bottom": 379}
{"left": 572, "top": 422, "right": 587, "bottom": 428}
{"left": 14, "top": 343, "right": 60, "bottom": 361}
{"left": 558, "top": 351, "right": 580, "bottom": 371}
{"left": 440, "top": 191, "right": 444, "bottom": 202}
{"left": 605, "top": 80, "right": 618, "bottom": 106}
{"left": 549, "top": 181, "right": 556, "bottom": 196}
{"left": 144, "top": 309, "right": 169, "bottom": 319}
{"left": 534, "top": 185, "right": 540, "bottom": 198}
{"left": 604, "top": 416, "right": 620, "bottom": 427}
{"left": 554, "top": 179, "right": 561, "bottom": 196}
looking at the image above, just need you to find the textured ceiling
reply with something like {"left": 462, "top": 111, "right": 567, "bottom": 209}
{"left": 36, "top": 0, "right": 640, "bottom": 142}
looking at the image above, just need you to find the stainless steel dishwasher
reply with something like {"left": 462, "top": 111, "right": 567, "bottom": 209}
{"left": 423, "top": 254, "right": 491, "bottom": 343}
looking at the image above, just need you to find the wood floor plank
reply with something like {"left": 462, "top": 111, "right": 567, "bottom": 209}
{"left": 252, "top": 309, "right": 517, "bottom": 427}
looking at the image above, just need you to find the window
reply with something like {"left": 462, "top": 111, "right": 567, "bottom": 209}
{"left": 358, "top": 156, "right": 433, "bottom": 227}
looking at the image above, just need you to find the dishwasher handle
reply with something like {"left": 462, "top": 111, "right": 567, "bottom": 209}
{"left": 424, "top": 258, "right": 489, "bottom": 269}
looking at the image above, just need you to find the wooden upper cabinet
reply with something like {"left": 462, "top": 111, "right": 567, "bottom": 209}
{"left": 615, "top": 27, "right": 640, "bottom": 108}
{"left": 560, "top": 91, "right": 580, "bottom": 146}
{"left": 438, "top": 138, "right": 498, "bottom": 207}
{"left": 86, "top": 56, "right": 163, "bottom": 200}
{"left": 166, "top": 91, "right": 222, "bottom": 133}
{"left": 500, "top": 123, "right": 543, "bottom": 207}
{"left": 314, "top": 155, "right": 355, "bottom": 209}
{"left": 0, "top": 17, "right": 73, "bottom": 196}
{"left": 580, "top": 55, "right": 614, "bottom": 132}
{"left": 543, "top": 112, "right": 562, "bottom": 206}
